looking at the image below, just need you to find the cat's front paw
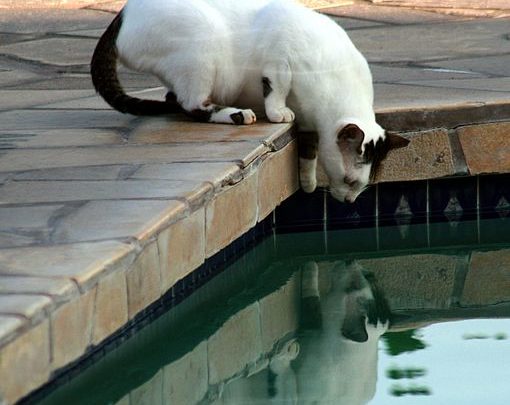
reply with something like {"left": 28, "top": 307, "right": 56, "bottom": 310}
{"left": 230, "top": 109, "right": 257, "bottom": 125}
{"left": 300, "top": 177, "right": 317, "bottom": 193}
{"left": 300, "top": 157, "right": 317, "bottom": 193}
{"left": 267, "top": 107, "right": 295, "bottom": 123}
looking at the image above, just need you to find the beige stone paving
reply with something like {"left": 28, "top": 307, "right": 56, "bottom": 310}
{"left": 0, "top": 89, "right": 95, "bottom": 111}
{"left": 205, "top": 173, "right": 259, "bottom": 257}
{"left": 0, "top": 276, "right": 77, "bottom": 304}
{"left": 374, "top": 128, "right": 455, "bottom": 182}
{"left": 0, "top": 142, "right": 270, "bottom": 172}
{"left": 0, "top": 2, "right": 509, "bottom": 403}
{"left": 0, "top": 0, "right": 351, "bottom": 10}
{"left": 52, "top": 199, "right": 187, "bottom": 243}
{"left": 461, "top": 249, "right": 510, "bottom": 306}
{"left": 0, "top": 316, "right": 23, "bottom": 346}
{"left": 457, "top": 122, "right": 510, "bottom": 175}
{"left": 157, "top": 208, "right": 205, "bottom": 293}
{"left": 0, "top": 241, "right": 135, "bottom": 291}
{"left": 359, "top": 254, "right": 461, "bottom": 310}
{"left": 0, "top": 320, "right": 50, "bottom": 405}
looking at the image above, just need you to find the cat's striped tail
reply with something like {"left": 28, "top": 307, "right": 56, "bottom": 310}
{"left": 90, "top": 12, "right": 180, "bottom": 116}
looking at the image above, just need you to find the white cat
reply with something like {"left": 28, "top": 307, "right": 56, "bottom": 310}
{"left": 212, "top": 261, "right": 390, "bottom": 404}
{"left": 91, "top": 0, "right": 409, "bottom": 202}
{"left": 293, "top": 261, "right": 390, "bottom": 404}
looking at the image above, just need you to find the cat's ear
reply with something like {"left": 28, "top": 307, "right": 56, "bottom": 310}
{"left": 341, "top": 312, "right": 368, "bottom": 342}
{"left": 337, "top": 124, "right": 364, "bottom": 155}
{"left": 341, "top": 289, "right": 369, "bottom": 342}
{"left": 385, "top": 132, "right": 410, "bottom": 150}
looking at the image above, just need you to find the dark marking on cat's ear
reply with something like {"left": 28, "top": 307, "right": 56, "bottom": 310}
{"left": 365, "top": 132, "right": 410, "bottom": 181}
{"left": 298, "top": 131, "right": 319, "bottom": 160}
{"left": 342, "top": 292, "right": 369, "bottom": 342}
{"left": 262, "top": 76, "right": 273, "bottom": 98}
{"left": 337, "top": 124, "right": 365, "bottom": 155}
{"left": 342, "top": 314, "right": 369, "bottom": 342}
{"left": 230, "top": 111, "right": 245, "bottom": 125}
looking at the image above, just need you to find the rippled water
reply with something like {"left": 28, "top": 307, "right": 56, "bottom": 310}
{"left": 36, "top": 219, "right": 510, "bottom": 405}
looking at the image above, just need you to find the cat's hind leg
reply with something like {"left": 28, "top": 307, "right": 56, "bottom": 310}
{"left": 193, "top": 102, "right": 257, "bottom": 125}
{"left": 262, "top": 62, "right": 295, "bottom": 123}
{"left": 168, "top": 69, "right": 256, "bottom": 125}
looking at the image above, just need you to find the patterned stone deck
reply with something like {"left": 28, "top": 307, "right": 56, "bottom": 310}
{"left": 0, "top": 1, "right": 509, "bottom": 403}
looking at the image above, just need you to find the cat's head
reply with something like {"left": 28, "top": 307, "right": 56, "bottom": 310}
{"left": 319, "top": 119, "right": 409, "bottom": 203}
{"left": 340, "top": 262, "right": 391, "bottom": 342}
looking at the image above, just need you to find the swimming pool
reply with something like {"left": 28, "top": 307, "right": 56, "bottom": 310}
{"left": 31, "top": 215, "right": 510, "bottom": 404}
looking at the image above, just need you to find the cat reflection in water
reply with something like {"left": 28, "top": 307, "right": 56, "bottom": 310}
{"left": 263, "top": 261, "right": 390, "bottom": 404}
{"left": 217, "top": 261, "right": 391, "bottom": 404}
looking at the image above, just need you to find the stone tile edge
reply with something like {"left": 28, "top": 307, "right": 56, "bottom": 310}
{"left": 375, "top": 119, "right": 510, "bottom": 183}
{"left": 376, "top": 101, "right": 510, "bottom": 132}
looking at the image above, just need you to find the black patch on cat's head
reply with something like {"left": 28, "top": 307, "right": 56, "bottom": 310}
{"left": 342, "top": 313, "right": 369, "bottom": 343}
{"left": 341, "top": 269, "right": 392, "bottom": 342}
{"left": 363, "top": 133, "right": 410, "bottom": 181}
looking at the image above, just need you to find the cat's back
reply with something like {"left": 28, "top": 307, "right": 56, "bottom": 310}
{"left": 117, "top": 0, "right": 234, "bottom": 73}
{"left": 121, "top": 0, "right": 269, "bottom": 33}
{"left": 117, "top": 0, "right": 270, "bottom": 64}
{"left": 121, "top": 0, "right": 226, "bottom": 36}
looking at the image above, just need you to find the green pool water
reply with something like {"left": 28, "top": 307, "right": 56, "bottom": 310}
{"left": 35, "top": 219, "right": 510, "bottom": 405}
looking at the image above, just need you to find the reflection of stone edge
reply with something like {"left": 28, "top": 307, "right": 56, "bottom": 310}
{"left": 149, "top": 250, "right": 510, "bottom": 403}
{"left": 390, "top": 303, "right": 510, "bottom": 331}
{"left": 204, "top": 332, "right": 298, "bottom": 403}
{"left": 35, "top": 249, "right": 300, "bottom": 405}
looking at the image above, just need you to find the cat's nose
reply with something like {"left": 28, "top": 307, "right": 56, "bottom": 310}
{"left": 345, "top": 195, "right": 356, "bottom": 204}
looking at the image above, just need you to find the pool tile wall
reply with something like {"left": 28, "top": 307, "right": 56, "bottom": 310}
{"left": 275, "top": 173, "right": 510, "bottom": 249}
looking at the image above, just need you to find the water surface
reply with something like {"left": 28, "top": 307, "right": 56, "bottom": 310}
{"left": 36, "top": 219, "right": 510, "bottom": 404}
